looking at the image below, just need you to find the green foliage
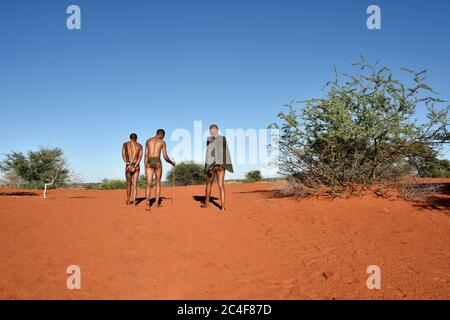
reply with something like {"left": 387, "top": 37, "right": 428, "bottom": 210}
{"left": 0, "top": 147, "right": 71, "bottom": 189}
{"left": 86, "top": 175, "right": 166, "bottom": 190}
{"left": 273, "top": 57, "right": 450, "bottom": 195}
{"left": 427, "top": 159, "right": 450, "bottom": 178}
{"left": 245, "top": 170, "right": 262, "bottom": 181}
{"left": 406, "top": 142, "right": 450, "bottom": 178}
{"left": 96, "top": 179, "right": 127, "bottom": 190}
{"left": 138, "top": 174, "right": 147, "bottom": 188}
{"left": 166, "top": 161, "right": 205, "bottom": 186}
{"left": 83, "top": 175, "right": 147, "bottom": 190}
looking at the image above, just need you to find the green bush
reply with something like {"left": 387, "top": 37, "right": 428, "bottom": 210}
{"left": 427, "top": 159, "right": 450, "bottom": 178}
{"left": 272, "top": 57, "right": 450, "bottom": 195}
{"left": 85, "top": 175, "right": 159, "bottom": 190}
{"left": 245, "top": 170, "right": 262, "bottom": 181}
{"left": 97, "top": 179, "right": 127, "bottom": 190}
{"left": 406, "top": 143, "right": 450, "bottom": 178}
{"left": 138, "top": 174, "right": 147, "bottom": 188}
{"left": 0, "top": 147, "right": 71, "bottom": 189}
{"left": 166, "top": 161, "right": 205, "bottom": 186}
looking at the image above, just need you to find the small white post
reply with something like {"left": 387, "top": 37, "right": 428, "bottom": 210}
{"left": 43, "top": 182, "right": 53, "bottom": 199}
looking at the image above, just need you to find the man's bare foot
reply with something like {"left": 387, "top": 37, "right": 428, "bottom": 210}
{"left": 126, "top": 200, "right": 131, "bottom": 205}
{"left": 145, "top": 201, "right": 151, "bottom": 211}
{"left": 200, "top": 202, "right": 209, "bottom": 208}
{"left": 132, "top": 200, "right": 138, "bottom": 207}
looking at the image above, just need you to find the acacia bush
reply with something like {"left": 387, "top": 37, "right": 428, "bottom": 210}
{"left": 166, "top": 161, "right": 205, "bottom": 186}
{"left": 245, "top": 170, "right": 262, "bottom": 182}
{"left": 0, "top": 147, "right": 71, "bottom": 189}
{"left": 272, "top": 57, "right": 449, "bottom": 196}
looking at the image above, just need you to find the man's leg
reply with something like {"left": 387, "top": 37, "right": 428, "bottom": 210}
{"left": 126, "top": 171, "right": 132, "bottom": 205}
{"left": 155, "top": 165, "right": 163, "bottom": 206}
{"left": 131, "top": 170, "right": 140, "bottom": 205}
{"left": 145, "top": 167, "right": 155, "bottom": 211}
{"left": 203, "top": 171, "right": 214, "bottom": 207}
{"left": 216, "top": 168, "right": 226, "bottom": 210}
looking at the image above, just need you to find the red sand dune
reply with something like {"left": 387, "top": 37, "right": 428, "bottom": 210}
{"left": 0, "top": 181, "right": 449, "bottom": 299}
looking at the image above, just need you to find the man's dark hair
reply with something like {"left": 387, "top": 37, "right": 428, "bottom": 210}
{"left": 209, "top": 124, "right": 219, "bottom": 130}
{"left": 156, "top": 129, "right": 165, "bottom": 136}
{"left": 130, "top": 133, "right": 138, "bottom": 140}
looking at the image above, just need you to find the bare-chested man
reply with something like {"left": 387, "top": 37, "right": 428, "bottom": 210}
{"left": 122, "top": 133, "right": 143, "bottom": 206}
{"left": 144, "top": 129, "right": 175, "bottom": 211}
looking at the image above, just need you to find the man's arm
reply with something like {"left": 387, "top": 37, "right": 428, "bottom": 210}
{"left": 136, "top": 144, "right": 143, "bottom": 165}
{"left": 122, "top": 143, "right": 129, "bottom": 165}
{"left": 162, "top": 141, "right": 175, "bottom": 166}
{"left": 144, "top": 140, "right": 149, "bottom": 168}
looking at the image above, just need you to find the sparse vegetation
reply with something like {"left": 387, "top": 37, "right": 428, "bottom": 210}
{"left": 166, "top": 161, "right": 205, "bottom": 186}
{"left": 95, "top": 179, "right": 127, "bottom": 190}
{"left": 395, "top": 180, "right": 445, "bottom": 201}
{"left": 245, "top": 170, "right": 262, "bottom": 182}
{"left": 0, "top": 147, "right": 71, "bottom": 189}
{"left": 272, "top": 57, "right": 450, "bottom": 197}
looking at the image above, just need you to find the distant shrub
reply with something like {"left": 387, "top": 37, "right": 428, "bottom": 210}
{"left": 97, "top": 179, "right": 127, "bottom": 190}
{"left": 166, "top": 162, "right": 205, "bottom": 186}
{"left": 245, "top": 170, "right": 262, "bottom": 182}
{"left": 138, "top": 174, "right": 147, "bottom": 188}
{"left": 406, "top": 142, "right": 450, "bottom": 178}
{"left": 427, "top": 159, "right": 450, "bottom": 178}
{"left": 84, "top": 175, "right": 159, "bottom": 190}
{"left": 0, "top": 147, "right": 71, "bottom": 189}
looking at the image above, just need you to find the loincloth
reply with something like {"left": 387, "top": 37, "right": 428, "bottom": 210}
{"left": 205, "top": 163, "right": 227, "bottom": 174}
{"left": 147, "top": 157, "right": 161, "bottom": 169}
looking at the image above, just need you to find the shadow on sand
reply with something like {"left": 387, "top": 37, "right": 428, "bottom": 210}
{"left": 134, "top": 197, "right": 172, "bottom": 207}
{"left": 66, "top": 196, "right": 95, "bottom": 199}
{"left": 236, "top": 189, "right": 281, "bottom": 199}
{"left": 236, "top": 182, "right": 450, "bottom": 213}
{"left": 0, "top": 191, "right": 39, "bottom": 197}
{"left": 237, "top": 189, "right": 276, "bottom": 195}
{"left": 410, "top": 182, "right": 450, "bottom": 212}
{"left": 192, "top": 195, "right": 222, "bottom": 209}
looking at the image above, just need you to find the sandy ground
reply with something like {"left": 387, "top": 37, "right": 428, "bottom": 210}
{"left": 0, "top": 181, "right": 449, "bottom": 300}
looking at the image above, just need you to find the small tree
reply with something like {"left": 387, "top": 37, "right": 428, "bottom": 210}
{"left": 166, "top": 161, "right": 205, "bottom": 186}
{"left": 272, "top": 57, "right": 449, "bottom": 195}
{"left": 0, "top": 147, "right": 71, "bottom": 188}
{"left": 245, "top": 170, "right": 262, "bottom": 181}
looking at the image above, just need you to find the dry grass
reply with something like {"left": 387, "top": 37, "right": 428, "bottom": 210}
{"left": 277, "top": 176, "right": 448, "bottom": 202}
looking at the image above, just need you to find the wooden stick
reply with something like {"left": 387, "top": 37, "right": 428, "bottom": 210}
{"left": 172, "top": 158, "right": 175, "bottom": 204}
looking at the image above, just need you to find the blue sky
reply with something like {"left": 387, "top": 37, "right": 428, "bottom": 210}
{"left": 1, "top": 0, "right": 449, "bottom": 182}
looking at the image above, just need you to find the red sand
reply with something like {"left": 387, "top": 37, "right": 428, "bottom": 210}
{"left": 0, "top": 182, "right": 449, "bottom": 300}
